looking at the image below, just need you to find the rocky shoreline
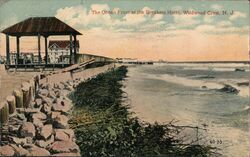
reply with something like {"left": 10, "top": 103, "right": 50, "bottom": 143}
{"left": 0, "top": 78, "right": 83, "bottom": 156}
{"left": 0, "top": 64, "right": 116, "bottom": 156}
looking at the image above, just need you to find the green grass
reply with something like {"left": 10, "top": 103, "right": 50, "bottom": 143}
{"left": 69, "top": 66, "right": 217, "bottom": 157}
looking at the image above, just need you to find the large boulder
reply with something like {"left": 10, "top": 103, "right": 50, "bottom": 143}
{"left": 39, "top": 89, "right": 49, "bottom": 97}
{"left": 52, "top": 99, "right": 71, "bottom": 114}
{"left": 33, "top": 117, "right": 44, "bottom": 129}
{"left": 57, "top": 83, "right": 65, "bottom": 90}
{"left": 41, "top": 103, "right": 52, "bottom": 115}
{"left": 9, "top": 136, "right": 27, "bottom": 145}
{"left": 61, "top": 90, "right": 70, "bottom": 97}
{"left": 49, "top": 141, "right": 80, "bottom": 153}
{"left": 10, "top": 144, "right": 29, "bottom": 156}
{"left": 9, "top": 124, "right": 20, "bottom": 134}
{"left": 17, "top": 113, "right": 27, "bottom": 121}
{"left": 39, "top": 124, "right": 53, "bottom": 140}
{"left": 19, "top": 122, "right": 36, "bottom": 138}
{"left": 27, "top": 145, "right": 51, "bottom": 156}
{"left": 35, "top": 135, "right": 54, "bottom": 148}
{"left": 32, "top": 112, "right": 47, "bottom": 121}
{"left": 54, "top": 129, "right": 74, "bottom": 141}
{"left": 55, "top": 130, "right": 68, "bottom": 141}
{"left": 54, "top": 114, "right": 69, "bottom": 129}
{"left": 219, "top": 84, "right": 239, "bottom": 94}
{"left": 48, "top": 90, "right": 57, "bottom": 100}
{"left": 51, "top": 111, "right": 61, "bottom": 119}
{"left": 34, "top": 98, "right": 43, "bottom": 108}
{"left": 54, "top": 90, "right": 61, "bottom": 98}
{"left": 0, "top": 145, "right": 15, "bottom": 156}
{"left": 40, "top": 95, "right": 53, "bottom": 105}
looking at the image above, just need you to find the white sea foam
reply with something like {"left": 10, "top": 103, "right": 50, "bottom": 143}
{"left": 147, "top": 73, "right": 249, "bottom": 98}
{"left": 125, "top": 64, "right": 250, "bottom": 157}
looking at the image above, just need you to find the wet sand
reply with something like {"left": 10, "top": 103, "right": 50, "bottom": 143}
{"left": 124, "top": 64, "right": 250, "bottom": 157}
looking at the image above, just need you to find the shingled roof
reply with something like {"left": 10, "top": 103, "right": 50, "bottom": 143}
{"left": 1, "top": 17, "right": 82, "bottom": 36}
{"left": 49, "top": 40, "right": 80, "bottom": 49}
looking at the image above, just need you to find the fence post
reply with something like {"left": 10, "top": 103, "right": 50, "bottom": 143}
{"left": 6, "top": 96, "right": 16, "bottom": 114}
{"left": 13, "top": 90, "right": 23, "bottom": 108}
{"left": 0, "top": 102, "right": 9, "bottom": 124}
{"left": 21, "top": 82, "right": 31, "bottom": 108}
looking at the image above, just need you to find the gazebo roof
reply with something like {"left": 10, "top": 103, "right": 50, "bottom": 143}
{"left": 1, "top": 17, "right": 82, "bottom": 36}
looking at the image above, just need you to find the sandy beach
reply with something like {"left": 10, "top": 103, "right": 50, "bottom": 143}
{"left": 124, "top": 64, "right": 250, "bottom": 157}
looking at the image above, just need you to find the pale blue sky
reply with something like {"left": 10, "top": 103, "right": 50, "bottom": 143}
{"left": 0, "top": 0, "right": 249, "bottom": 61}
{"left": 0, "top": 0, "right": 249, "bottom": 32}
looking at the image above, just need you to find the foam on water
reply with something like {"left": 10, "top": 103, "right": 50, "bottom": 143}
{"left": 125, "top": 64, "right": 250, "bottom": 157}
{"left": 149, "top": 73, "right": 249, "bottom": 98}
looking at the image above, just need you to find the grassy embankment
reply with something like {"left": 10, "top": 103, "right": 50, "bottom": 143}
{"left": 69, "top": 66, "right": 216, "bottom": 157}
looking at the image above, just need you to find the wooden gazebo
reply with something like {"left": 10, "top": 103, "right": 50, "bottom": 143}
{"left": 1, "top": 17, "right": 82, "bottom": 69}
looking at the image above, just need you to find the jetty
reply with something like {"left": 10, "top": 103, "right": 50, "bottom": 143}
{"left": 0, "top": 60, "right": 116, "bottom": 156}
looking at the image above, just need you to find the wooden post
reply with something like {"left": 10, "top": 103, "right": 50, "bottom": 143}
{"left": 16, "top": 36, "right": 20, "bottom": 65}
{"left": 22, "top": 82, "right": 31, "bottom": 108}
{"left": 45, "top": 36, "right": 48, "bottom": 65}
{"left": 73, "top": 35, "right": 77, "bottom": 64}
{"left": 0, "top": 102, "right": 9, "bottom": 124}
{"left": 29, "top": 79, "right": 35, "bottom": 101}
{"left": 38, "top": 34, "right": 41, "bottom": 64}
{"left": 6, "top": 96, "right": 16, "bottom": 114}
{"left": 13, "top": 90, "right": 23, "bottom": 108}
{"left": 6, "top": 35, "right": 10, "bottom": 65}
{"left": 69, "top": 34, "right": 73, "bottom": 65}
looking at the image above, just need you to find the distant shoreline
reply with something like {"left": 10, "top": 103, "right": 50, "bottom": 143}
{"left": 163, "top": 61, "right": 250, "bottom": 64}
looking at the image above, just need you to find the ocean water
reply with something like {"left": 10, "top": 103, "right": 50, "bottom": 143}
{"left": 124, "top": 63, "right": 250, "bottom": 157}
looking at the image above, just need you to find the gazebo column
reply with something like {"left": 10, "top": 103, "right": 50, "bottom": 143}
{"left": 69, "top": 34, "right": 73, "bottom": 64}
{"left": 44, "top": 36, "right": 48, "bottom": 64}
{"left": 16, "top": 36, "right": 20, "bottom": 65}
{"left": 5, "top": 35, "right": 10, "bottom": 65}
{"left": 73, "top": 35, "right": 77, "bottom": 64}
{"left": 38, "top": 34, "right": 41, "bottom": 64}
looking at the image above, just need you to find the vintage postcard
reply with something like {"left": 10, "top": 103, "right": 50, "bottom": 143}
{"left": 0, "top": 0, "right": 249, "bottom": 156}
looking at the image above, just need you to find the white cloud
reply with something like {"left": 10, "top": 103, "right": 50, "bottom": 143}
{"left": 211, "top": 4, "right": 223, "bottom": 10}
{"left": 55, "top": 4, "right": 248, "bottom": 36}
{"left": 217, "top": 21, "right": 232, "bottom": 27}
{"left": 55, "top": 5, "right": 167, "bottom": 31}
{"left": 55, "top": 4, "right": 113, "bottom": 27}
{"left": 173, "top": 9, "right": 200, "bottom": 27}
{"left": 152, "top": 14, "right": 163, "bottom": 21}
{"left": 229, "top": 11, "right": 246, "bottom": 21}
{"left": 119, "top": 6, "right": 157, "bottom": 25}
{"left": 195, "top": 24, "right": 248, "bottom": 34}
{"left": 122, "top": 13, "right": 146, "bottom": 25}
{"left": 203, "top": 15, "right": 214, "bottom": 23}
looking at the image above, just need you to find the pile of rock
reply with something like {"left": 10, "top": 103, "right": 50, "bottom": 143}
{"left": 219, "top": 84, "right": 239, "bottom": 94}
{"left": 0, "top": 78, "right": 83, "bottom": 156}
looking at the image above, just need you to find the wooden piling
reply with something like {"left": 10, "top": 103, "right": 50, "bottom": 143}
{"left": 29, "top": 79, "right": 35, "bottom": 101}
{"left": 22, "top": 82, "right": 31, "bottom": 108}
{"left": 6, "top": 95, "right": 16, "bottom": 114}
{"left": 13, "top": 90, "right": 23, "bottom": 108}
{"left": 0, "top": 102, "right": 9, "bottom": 124}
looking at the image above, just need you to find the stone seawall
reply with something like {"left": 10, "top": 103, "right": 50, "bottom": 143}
{"left": 0, "top": 63, "right": 116, "bottom": 156}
